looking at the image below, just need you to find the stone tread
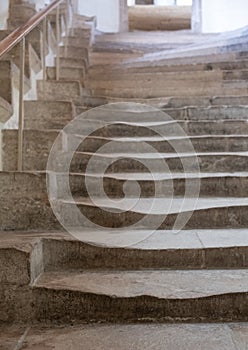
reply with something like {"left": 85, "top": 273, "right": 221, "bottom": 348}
{"left": 2, "top": 228, "right": 248, "bottom": 251}
{"left": 35, "top": 269, "right": 248, "bottom": 299}
{"left": 3, "top": 323, "right": 248, "bottom": 350}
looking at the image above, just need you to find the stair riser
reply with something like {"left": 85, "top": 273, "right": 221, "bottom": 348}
{"left": 86, "top": 70, "right": 223, "bottom": 85}
{"left": 62, "top": 37, "right": 90, "bottom": 48}
{"left": 4, "top": 148, "right": 235, "bottom": 173}
{"left": 24, "top": 101, "right": 74, "bottom": 130}
{"left": 74, "top": 106, "right": 248, "bottom": 122}
{"left": 2, "top": 130, "right": 60, "bottom": 171}
{"left": 33, "top": 288, "right": 248, "bottom": 323}
{"left": 90, "top": 86, "right": 248, "bottom": 99}
{"left": 46, "top": 67, "right": 85, "bottom": 83}
{"left": 42, "top": 239, "right": 248, "bottom": 270}
{"left": 37, "top": 81, "right": 81, "bottom": 101}
{"left": 68, "top": 175, "right": 248, "bottom": 198}
{"left": 0, "top": 172, "right": 59, "bottom": 231}
{"left": 59, "top": 47, "right": 89, "bottom": 62}
{"left": 75, "top": 95, "right": 248, "bottom": 109}
{"left": 61, "top": 203, "right": 248, "bottom": 230}
{"left": 95, "top": 60, "right": 248, "bottom": 74}
{"left": 68, "top": 120, "right": 248, "bottom": 137}
{"left": 72, "top": 137, "right": 248, "bottom": 153}
{"left": 59, "top": 57, "right": 88, "bottom": 70}
{"left": 66, "top": 154, "right": 248, "bottom": 174}
{"left": 166, "top": 107, "right": 248, "bottom": 121}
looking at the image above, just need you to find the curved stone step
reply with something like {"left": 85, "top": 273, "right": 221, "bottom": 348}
{"left": 72, "top": 135, "right": 248, "bottom": 153}
{"left": 79, "top": 103, "right": 248, "bottom": 120}
{"left": 89, "top": 85, "right": 248, "bottom": 99}
{"left": 59, "top": 196, "right": 248, "bottom": 229}
{"left": 74, "top": 94, "right": 248, "bottom": 109}
{"left": 89, "top": 58, "right": 248, "bottom": 75}
{"left": 69, "top": 120, "right": 248, "bottom": 137}
{"left": 65, "top": 151, "right": 248, "bottom": 173}
{"left": 85, "top": 70, "right": 224, "bottom": 89}
{"left": 67, "top": 172, "right": 248, "bottom": 198}
{"left": 40, "top": 228, "right": 248, "bottom": 269}
{"left": 33, "top": 269, "right": 248, "bottom": 322}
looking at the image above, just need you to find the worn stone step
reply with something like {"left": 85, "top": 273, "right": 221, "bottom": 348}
{"left": 62, "top": 36, "right": 90, "bottom": 48}
{"left": 89, "top": 52, "right": 143, "bottom": 66}
{"left": 39, "top": 229, "right": 248, "bottom": 269}
{"left": 77, "top": 103, "right": 248, "bottom": 121}
{"left": 9, "top": 322, "right": 248, "bottom": 349}
{"left": 89, "top": 84, "right": 248, "bottom": 98}
{"left": 223, "top": 69, "right": 248, "bottom": 81}
{"left": 0, "top": 172, "right": 59, "bottom": 231}
{"left": 59, "top": 57, "right": 88, "bottom": 70}
{"left": 166, "top": 105, "right": 248, "bottom": 121}
{"left": 85, "top": 76, "right": 228, "bottom": 91}
{"left": 59, "top": 45, "right": 89, "bottom": 62}
{"left": 86, "top": 70, "right": 224, "bottom": 86}
{"left": 67, "top": 172, "right": 248, "bottom": 198}
{"left": 2, "top": 129, "right": 60, "bottom": 171}
{"left": 66, "top": 151, "right": 248, "bottom": 173}
{"left": 3, "top": 124, "right": 248, "bottom": 171}
{"left": 33, "top": 269, "right": 248, "bottom": 322}
{"left": 69, "top": 120, "right": 248, "bottom": 137}
{"left": 37, "top": 80, "right": 82, "bottom": 101}
{"left": 74, "top": 95, "right": 248, "bottom": 109}
{"left": 24, "top": 101, "right": 74, "bottom": 129}
{"left": 2, "top": 171, "right": 248, "bottom": 231}
{"left": 93, "top": 58, "right": 248, "bottom": 74}
{"left": 59, "top": 196, "right": 248, "bottom": 229}
{"left": 72, "top": 135, "right": 248, "bottom": 154}
{"left": 46, "top": 66, "right": 85, "bottom": 83}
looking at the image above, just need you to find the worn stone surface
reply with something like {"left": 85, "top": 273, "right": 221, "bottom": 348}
{"left": 37, "top": 81, "right": 82, "bottom": 101}
{"left": 0, "top": 325, "right": 27, "bottom": 350}
{"left": 128, "top": 5, "right": 191, "bottom": 31}
{"left": 2, "top": 323, "right": 248, "bottom": 350}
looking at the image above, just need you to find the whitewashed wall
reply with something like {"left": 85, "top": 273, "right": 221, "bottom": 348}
{"left": 78, "top": 0, "right": 120, "bottom": 33}
{"left": 0, "top": 0, "right": 9, "bottom": 29}
{"left": 201, "top": 0, "right": 248, "bottom": 33}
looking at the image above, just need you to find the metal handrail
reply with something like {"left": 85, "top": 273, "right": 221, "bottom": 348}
{"left": 0, "top": 0, "right": 72, "bottom": 171}
{"left": 0, "top": 0, "right": 64, "bottom": 58}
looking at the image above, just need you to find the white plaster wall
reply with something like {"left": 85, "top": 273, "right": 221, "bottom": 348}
{"left": 0, "top": 0, "right": 9, "bottom": 29}
{"left": 78, "top": 0, "right": 120, "bottom": 33}
{"left": 202, "top": 0, "right": 248, "bottom": 33}
{"left": 154, "top": 0, "right": 176, "bottom": 5}
{"left": 127, "top": 0, "right": 135, "bottom": 6}
{"left": 177, "top": 0, "right": 192, "bottom": 5}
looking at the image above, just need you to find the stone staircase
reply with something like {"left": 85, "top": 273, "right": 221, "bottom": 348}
{"left": 1, "top": 13, "right": 248, "bottom": 334}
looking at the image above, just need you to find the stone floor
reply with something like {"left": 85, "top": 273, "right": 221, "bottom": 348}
{"left": 1, "top": 323, "right": 248, "bottom": 349}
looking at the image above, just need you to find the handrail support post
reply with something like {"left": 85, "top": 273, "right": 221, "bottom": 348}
{"left": 17, "top": 38, "right": 25, "bottom": 172}
{"left": 42, "top": 17, "right": 47, "bottom": 80}
{"left": 56, "top": 5, "right": 60, "bottom": 81}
